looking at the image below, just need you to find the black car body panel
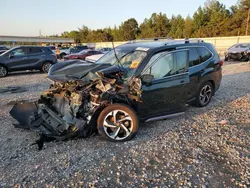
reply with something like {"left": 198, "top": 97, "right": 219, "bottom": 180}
{"left": 0, "top": 46, "right": 57, "bottom": 73}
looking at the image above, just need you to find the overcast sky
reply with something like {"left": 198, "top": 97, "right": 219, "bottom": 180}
{"left": 1, "top": 0, "right": 238, "bottom": 36}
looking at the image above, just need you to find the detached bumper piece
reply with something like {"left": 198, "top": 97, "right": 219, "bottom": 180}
{"left": 9, "top": 102, "right": 95, "bottom": 150}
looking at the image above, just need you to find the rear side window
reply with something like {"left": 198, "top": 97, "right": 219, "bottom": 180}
{"left": 197, "top": 47, "right": 212, "bottom": 63}
{"left": 28, "top": 47, "right": 43, "bottom": 54}
{"left": 188, "top": 47, "right": 200, "bottom": 67}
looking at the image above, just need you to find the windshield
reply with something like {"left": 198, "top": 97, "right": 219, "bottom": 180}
{"left": 120, "top": 50, "right": 147, "bottom": 78}
{"left": 96, "top": 48, "right": 147, "bottom": 78}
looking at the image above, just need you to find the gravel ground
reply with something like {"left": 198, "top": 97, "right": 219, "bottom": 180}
{"left": 0, "top": 62, "right": 249, "bottom": 187}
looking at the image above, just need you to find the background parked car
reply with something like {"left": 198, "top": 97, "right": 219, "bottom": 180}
{"left": 0, "top": 46, "right": 9, "bottom": 55}
{"left": 70, "top": 45, "right": 88, "bottom": 54}
{"left": 50, "top": 46, "right": 70, "bottom": 59}
{"left": 64, "top": 49, "right": 103, "bottom": 60}
{"left": 85, "top": 54, "right": 105, "bottom": 63}
{"left": 225, "top": 43, "right": 250, "bottom": 61}
{"left": 0, "top": 46, "right": 57, "bottom": 77}
{"left": 96, "top": 47, "right": 112, "bottom": 54}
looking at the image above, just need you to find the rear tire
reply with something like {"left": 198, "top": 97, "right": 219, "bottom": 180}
{"left": 97, "top": 104, "right": 139, "bottom": 142}
{"left": 42, "top": 62, "right": 52, "bottom": 73}
{"left": 194, "top": 82, "right": 214, "bottom": 107}
{"left": 0, "top": 65, "right": 8, "bottom": 77}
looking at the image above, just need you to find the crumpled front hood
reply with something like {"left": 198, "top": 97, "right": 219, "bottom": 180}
{"left": 48, "top": 60, "right": 112, "bottom": 82}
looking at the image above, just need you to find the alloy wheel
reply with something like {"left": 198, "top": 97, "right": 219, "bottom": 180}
{"left": 103, "top": 110, "right": 133, "bottom": 141}
{"left": 0, "top": 66, "right": 7, "bottom": 77}
{"left": 43, "top": 63, "right": 52, "bottom": 73}
{"left": 199, "top": 84, "right": 212, "bottom": 106}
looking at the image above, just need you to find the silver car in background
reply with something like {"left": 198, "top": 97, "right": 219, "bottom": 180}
{"left": 225, "top": 43, "right": 250, "bottom": 61}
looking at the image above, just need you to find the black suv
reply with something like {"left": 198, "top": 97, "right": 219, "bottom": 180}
{"left": 0, "top": 46, "right": 57, "bottom": 77}
{"left": 10, "top": 39, "right": 222, "bottom": 144}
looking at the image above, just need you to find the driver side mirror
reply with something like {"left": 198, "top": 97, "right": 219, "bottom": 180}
{"left": 141, "top": 74, "right": 154, "bottom": 86}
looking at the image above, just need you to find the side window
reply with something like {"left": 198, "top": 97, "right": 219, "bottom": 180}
{"left": 150, "top": 53, "right": 174, "bottom": 79}
{"left": 197, "top": 47, "right": 212, "bottom": 63}
{"left": 28, "top": 47, "right": 43, "bottom": 54}
{"left": 143, "top": 50, "right": 188, "bottom": 80}
{"left": 175, "top": 51, "right": 188, "bottom": 74}
{"left": 11, "top": 48, "right": 26, "bottom": 56}
{"left": 188, "top": 47, "right": 200, "bottom": 67}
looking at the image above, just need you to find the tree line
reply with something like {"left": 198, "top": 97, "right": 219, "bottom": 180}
{"left": 60, "top": 0, "right": 250, "bottom": 43}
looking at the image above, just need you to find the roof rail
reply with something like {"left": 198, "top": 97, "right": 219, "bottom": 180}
{"left": 165, "top": 38, "right": 204, "bottom": 46}
{"left": 128, "top": 37, "right": 174, "bottom": 43}
{"left": 137, "top": 37, "right": 174, "bottom": 41}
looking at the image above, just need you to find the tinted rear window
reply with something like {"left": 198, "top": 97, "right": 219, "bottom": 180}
{"left": 188, "top": 47, "right": 200, "bottom": 67}
{"left": 197, "top": 47, "right": 212, "bottom": 62}
{"left": 28, "top": 47, "right": 43, "bottom": 54}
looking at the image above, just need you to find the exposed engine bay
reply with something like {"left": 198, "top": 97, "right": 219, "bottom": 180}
{"left": 10, "top": 72, "right": 142, "bottom": 149}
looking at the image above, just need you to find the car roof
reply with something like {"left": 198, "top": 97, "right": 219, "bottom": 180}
{"left": 116, "top": 40, "right": 210, "bottom": 52}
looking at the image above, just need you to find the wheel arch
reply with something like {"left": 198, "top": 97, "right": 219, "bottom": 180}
{"left": 0, "top": 63, "right": 8, "bottom": 71}
{"left": 41, "top": 60, "right": 53, "bottom": 67}
{"left": 207, "top": 80, "right": 215, "bottom": 95}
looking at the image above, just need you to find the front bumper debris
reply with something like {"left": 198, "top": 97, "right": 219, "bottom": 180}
{"left": 9, "top": 74, "right": 142, "bottom": 150}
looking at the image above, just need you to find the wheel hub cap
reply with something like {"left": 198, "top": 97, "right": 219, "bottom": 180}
{"left": 0, "top": 67, "right": 7, "bottom": 77}
{"left": 199, "top": 85, "right": 212, "bottom": 105}
{"left": 103, "top": 110, "right": 133, "bottom": 140}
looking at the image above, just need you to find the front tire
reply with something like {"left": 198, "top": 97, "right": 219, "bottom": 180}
{"left": 194, "top": 82, "right": 214, "bottom": 107}
{"left": 0, "top": 65, "right": 8, "bottom": 77}
{"left": 42, "top": 62, "right": 52, "bottom": 73}
{"left": 97, "top": 104, "right": 139, "bottom": 142}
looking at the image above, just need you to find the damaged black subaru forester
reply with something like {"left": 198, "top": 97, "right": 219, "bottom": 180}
{"left": 10, "top": 39, "right": 222, "bottom": 148}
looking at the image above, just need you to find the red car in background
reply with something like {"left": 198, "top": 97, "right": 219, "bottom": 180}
{"left": 64, "top": 49, "right": 103, "bottom": 60}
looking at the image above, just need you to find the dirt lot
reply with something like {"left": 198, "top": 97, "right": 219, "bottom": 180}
{"left": 0, "top": 62, "right": 250, "bottom": 187}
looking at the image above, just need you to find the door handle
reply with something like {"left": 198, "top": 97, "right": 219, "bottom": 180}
{"left": 22, "top": 57, "right": 28, "bottom": 59}
{"left": 180, "top": 80, "right": 185, "bottom": 85}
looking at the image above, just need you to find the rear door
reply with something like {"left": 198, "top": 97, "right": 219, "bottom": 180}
{"left": 25, "top": 47, "right": 44, "bottom": 68}
{"left": 138, "top": 50, "right": 190, "bottom": 118}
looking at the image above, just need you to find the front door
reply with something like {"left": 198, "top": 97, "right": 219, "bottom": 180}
{"left": 137, "top": 50, "right": 190, "bottom": 119}
{"left": 6, "top": 47, "right": 30, "bottom": 71}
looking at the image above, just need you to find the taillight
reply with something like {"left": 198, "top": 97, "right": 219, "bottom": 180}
{"left": 218, "top": 60, "right": 223, "bottom": 66}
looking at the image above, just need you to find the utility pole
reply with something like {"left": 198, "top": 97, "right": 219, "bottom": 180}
{"left": 246, "top": 9, "right": 250, "bottom": 36}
